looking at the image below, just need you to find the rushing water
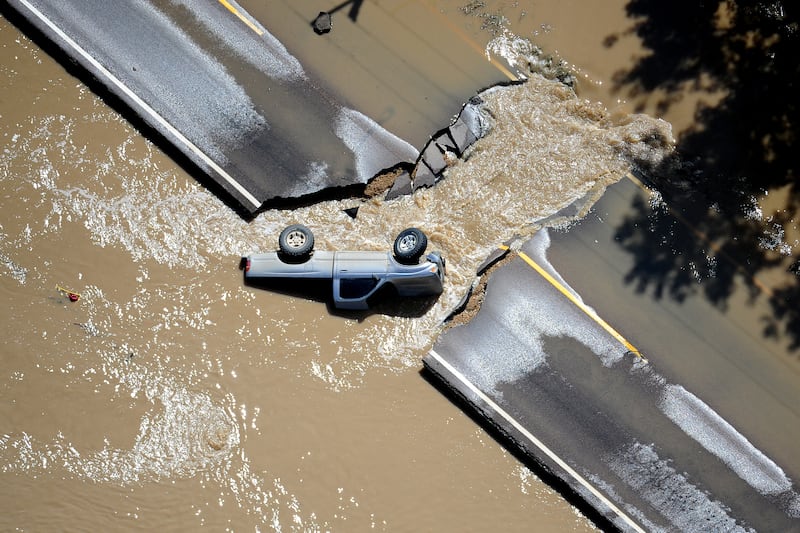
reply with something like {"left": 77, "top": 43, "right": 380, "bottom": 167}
{"left": 0, "top": 4, "right": 678, "bottom": 531}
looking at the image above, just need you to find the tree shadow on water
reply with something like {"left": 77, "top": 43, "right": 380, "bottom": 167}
{"left": 605, "top": 0, "right": 800, "bottom": 352}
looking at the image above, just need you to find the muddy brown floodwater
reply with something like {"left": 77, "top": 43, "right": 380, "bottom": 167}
{"left": 1, "top": 1, "right": 795, "bottom": 531}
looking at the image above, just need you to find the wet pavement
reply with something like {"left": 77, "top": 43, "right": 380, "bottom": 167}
{"left": 5, "top": 0, "right": 516, "bottom": 215}
{"left": 426, "top": 177, "right": 800, "bottom": 531}
{"left": 5, "top": 0, "right": 450, "bottom": 213}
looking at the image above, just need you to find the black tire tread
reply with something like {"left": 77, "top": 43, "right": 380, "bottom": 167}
{"left": 393, "top": 227, "right": 427, "bottom": 264}
{"left": 279, "top": 224, "right": 315, "bottom": 257}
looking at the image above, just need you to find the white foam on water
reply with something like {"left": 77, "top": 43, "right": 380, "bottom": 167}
{"left": 0, "top": 15, "right": 681, "bottom": 529}
{"left": 0, "top": 278, "right": 325, "bottom": 529}
{"left": 485, "top": 30, "right": 580, "bottom": 88}
{"left": 741, "top": 195, "right": 797, "bottom": 257}
{"left": 0, "top": 361, "right": 239, "bottom": 485}
{"left": 0, "top": 64, "right": 675, "bottom": 392}
{"left": 0, "top": 250, "right": 28, "bottom": 284}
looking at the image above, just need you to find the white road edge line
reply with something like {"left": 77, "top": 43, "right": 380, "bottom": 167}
{"left": 16, "top": 0, "right": 262, "bottom": 210}
{"left": 427, "top": 349, "right": 645, "bottom": 533}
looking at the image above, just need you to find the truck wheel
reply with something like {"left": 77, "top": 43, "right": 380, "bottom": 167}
{"left": 394, "top": 228, "right": 427, "bottom": 264}
{"left": 279, "top": 224, "right": 314, "bottom": 257}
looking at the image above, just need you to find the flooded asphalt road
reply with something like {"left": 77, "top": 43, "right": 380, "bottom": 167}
{"left": 4, "top": 0, "right": 424, "bottom": 212}
{"left": 2, "top": 1, "right": 799, "bottom": 531}
{"left": 429, "top": 177, "right": 800, "bottom": 530}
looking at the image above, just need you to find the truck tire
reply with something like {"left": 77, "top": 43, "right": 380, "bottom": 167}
{"left": 279, "top": 224, "right": 314, "bottom": 258}
{"left": 394, "top": 228, "right": 427, "bottom": 264}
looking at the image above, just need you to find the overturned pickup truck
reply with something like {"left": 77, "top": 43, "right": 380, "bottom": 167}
{"left": 242, "top": 225, "right": 445, "bottom": 310}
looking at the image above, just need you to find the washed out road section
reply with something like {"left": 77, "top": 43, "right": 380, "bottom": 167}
{"left": 426, "top": 178, "right": 800, "bottom": 531}
{"left": 5, "top": 0, "right": 419, "bottom": 213}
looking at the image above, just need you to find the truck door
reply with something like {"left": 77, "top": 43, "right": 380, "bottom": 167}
{"left": 332, "top": 252, "right": 389, "bottom": 309}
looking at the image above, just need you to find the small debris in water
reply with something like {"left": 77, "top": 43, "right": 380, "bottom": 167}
{"left": 56, "top": 285, "right": 81, "bottom": 302}
{"left": 312, "top": 12, "right": 332, "bottom": 34}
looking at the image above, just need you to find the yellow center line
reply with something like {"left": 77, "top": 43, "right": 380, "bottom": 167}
{"left": 515, "top": 248, "right": 645, "bottom": 360}
{"left": 218, "top": 0, "right": 263, "bottom": 36}
{"left": 419, "top": 0, "right": 518, "bottom": 82}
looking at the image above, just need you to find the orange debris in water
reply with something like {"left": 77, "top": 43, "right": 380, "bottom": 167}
{"left": 56, "top": 285, "right": 81, "bottom": 302}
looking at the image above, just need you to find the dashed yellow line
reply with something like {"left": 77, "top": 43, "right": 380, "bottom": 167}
{"left": 501, "top": 244, "right": 645, "bottom": 360}
{"left": 218, "top": 0, "right": 263, "bottom": 35}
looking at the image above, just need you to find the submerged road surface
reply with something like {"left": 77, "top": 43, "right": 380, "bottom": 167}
{"left": 5, "top": 0, "right": 425, "bottom": 213}
{"left": 426, "top": 177, "right": 800, "bottom": 531}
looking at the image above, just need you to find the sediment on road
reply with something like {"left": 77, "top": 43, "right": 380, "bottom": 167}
{"left": 445, "top": 246, "right": 515, "bottom": 328}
